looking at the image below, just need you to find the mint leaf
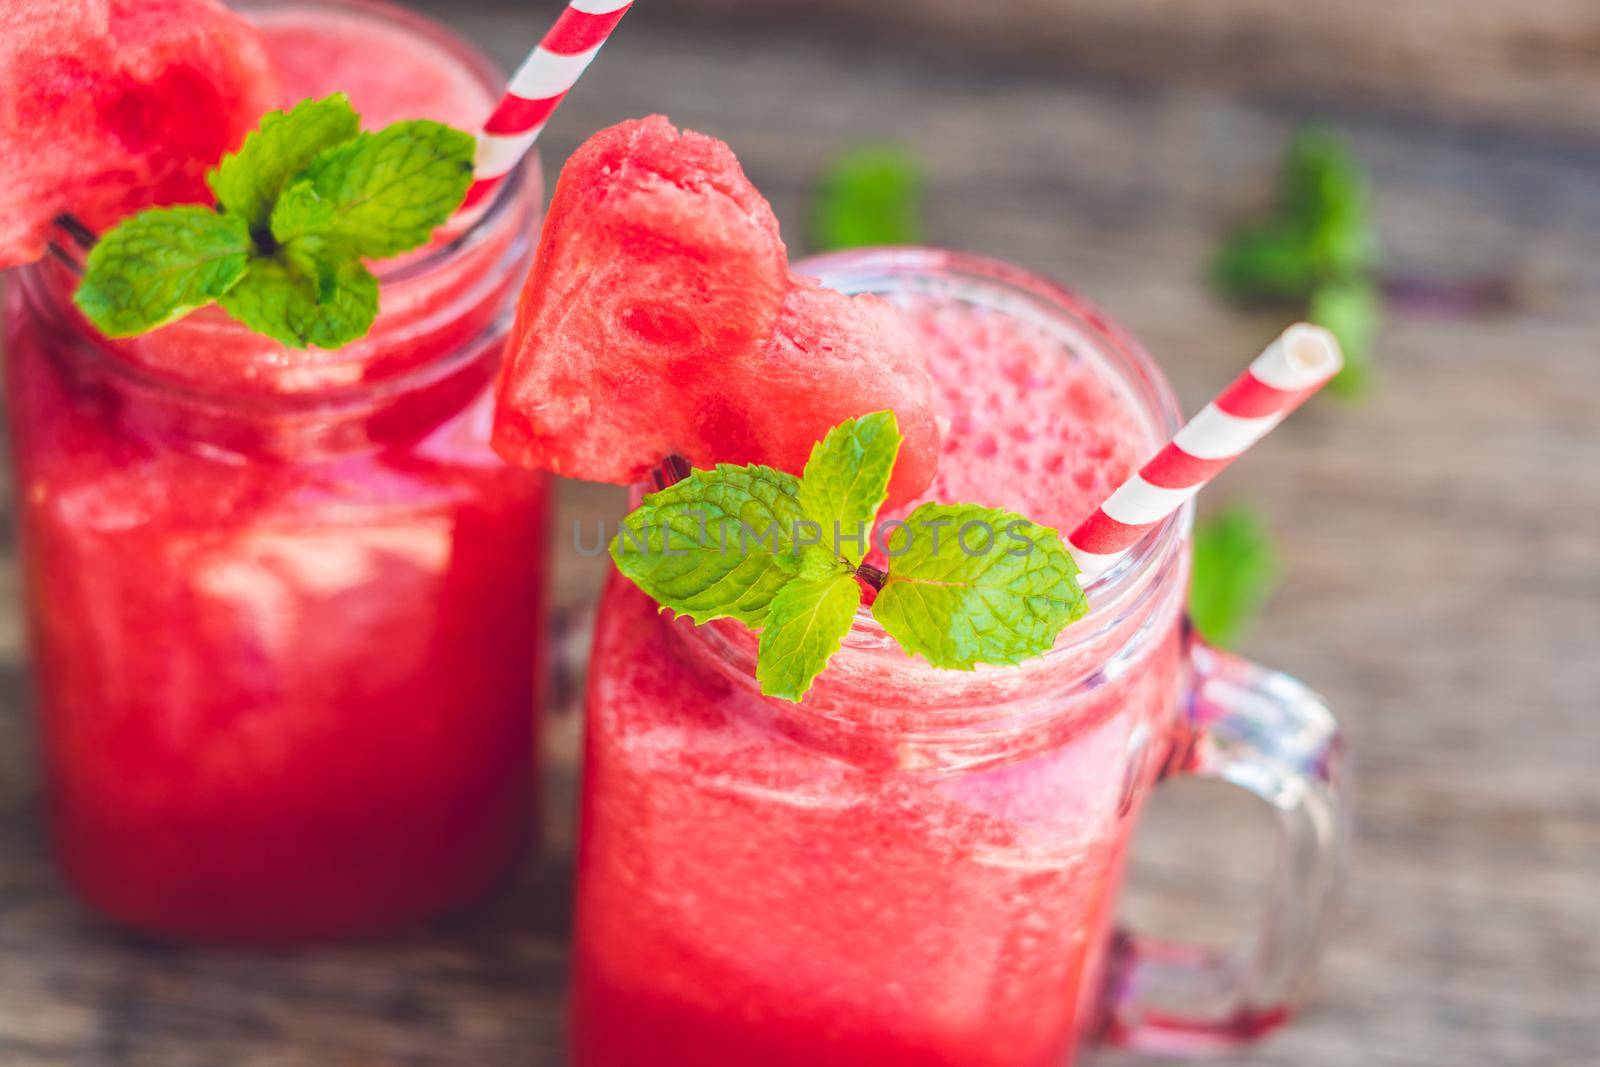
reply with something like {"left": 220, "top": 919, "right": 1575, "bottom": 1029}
{"left": 73, "top": 206, "right": 251, "bottom": 337}
{"left": 1189, "top": 503, "right": 1280, "bottom": 648}
{"left": 797, "top": 410, "right": 901, "bottom": 568}
{"left": 209, "top": 95, "right": 361, "bottom": 236}
{"left": 756, "top": 572, "right": 862, "bottom": 701}
{"left": 1283, "top": 127, "right": 1379, "bottom": 282}
{"left": 1211, "top": 220, "right": 1319, "bottom": 304}
{"left": 811, "top": 145, "right": 923, "bottom": 252}
{"left": 218, "top": 248, "right": 378, "bottom": 350}
{"left": 608, "top": 418, "right": 1096, "bottom": 698}
{"left": 1212, "top": 125, "right": 1379, "bottom": 300}
{"left": 1212, "top": 124, "right": 1382, "bottom": 402}
{"left": 73, "top": 96, "right": 482, "bottom": 350}
{"left": 294, "top": 120, "right": 475, "bottom": 258}
{"left": 610, "top": 464, "right": 824, "bottom": 627}
{"left": 1310, "top": 278, "right": 1380, "bottom": 398}
{"left": 872, "top": 503, "right": 1087, "bottom": 670}
{"left": 270, "top": 180, "right": 337, "bottom": 246}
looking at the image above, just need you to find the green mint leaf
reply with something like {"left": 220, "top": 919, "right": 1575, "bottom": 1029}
{"left": 218, "top": 246, "right": 378, "bottom": 350}
{"left": 756, "top": 572, "right": 862, "bottom": 701}
{"left": 610, "top": 464, "right": 825, "bottom": 627}
{"left": 1211, "top": 124, "right": 1379, "bottom": 303}
{"left": 811, "top": 145, "right": 924, "bottom": 252}
{"left": 1189, "top": 503, "right": 1281, "bottom": 648}
{"left": 208, "top": 94, "right": 362, "bottom": 236}
{"left": 609, "top": 417, "right": 1099, "bottom": 693}
{"left": 797, "top": 410, "right": 902, "bottom": 568}
{"left": 294, "top": 120, "right": 476, "bottom": 258}
{"left": 1283, "top": 127, "right": 1379, "bottom": 282}
{"left": 872, "top": 503, "right": 1087, "bottom": 670}
{"left": 1310, "top": 278, "right": 1380, "bottom": 398}
{"left": 73, "top": 206, "right": 251, "bottom": 337}
{"left": 270, "top": 180, "right": 337, "bottom": 246}
{"left": 71, "top": 96, "right": 479, "bottom": 351}
{"left": 1211, "top": 220, "right": 1319, "bottom": 304}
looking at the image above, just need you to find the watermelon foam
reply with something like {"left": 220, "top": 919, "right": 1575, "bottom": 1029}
{"left": 492, "top": 116, "right": 939, "bottom": 505}
{"left": 884, "top": 294, "right": 1148, "bottom": 536}
{"left": 0, "top": 0, "right": 277, "bottom": 269}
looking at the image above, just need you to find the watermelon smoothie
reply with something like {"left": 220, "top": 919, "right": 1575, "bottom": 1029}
{"left": 572, "top": 250, "right": 1191, "bottom": 1066}
{"left": 2, "top": 0, "right": 547, "bottom": 941}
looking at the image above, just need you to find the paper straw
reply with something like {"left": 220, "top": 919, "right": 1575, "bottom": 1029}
{"left": 460, "top": 0, "right": 635, "bottom": 212}
{"left": 1068, "top": 323, "right": 1343, "bottom": 578}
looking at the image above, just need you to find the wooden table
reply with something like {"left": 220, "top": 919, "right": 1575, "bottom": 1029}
{"left": 2, "top": 3, "right": 1596, "bottom": 1064}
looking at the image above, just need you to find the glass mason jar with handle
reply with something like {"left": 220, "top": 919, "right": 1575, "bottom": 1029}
{"left": 570, "top": 248, "right": 1347, "bottom": 1066}
{"left": 1, "top": 0, "right": 548, "bottom": 943}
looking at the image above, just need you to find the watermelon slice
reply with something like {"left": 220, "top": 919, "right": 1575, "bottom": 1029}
{"left": 0, "top": 0, "right": 277, "bottom": 269}
{"left": 738, "top": 276, "right": 940, "bottom": 503}
{"left": 493, "top": 115, "right": 939, "bottom": 505}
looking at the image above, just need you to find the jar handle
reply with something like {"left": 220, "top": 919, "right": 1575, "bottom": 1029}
{"left": 1100, "top": 635, "right": 1350, "bottom": 1051}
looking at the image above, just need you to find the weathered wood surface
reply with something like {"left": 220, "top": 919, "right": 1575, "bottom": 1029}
{"left": 645, "top": 0, "right": 1600, "bottom": 140}
{"left": 2, "top": 4, "right": 1598, "bottom": 1064}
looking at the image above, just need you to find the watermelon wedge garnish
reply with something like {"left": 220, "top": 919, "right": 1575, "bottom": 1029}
{"left": 0, "top": 0, "right": 277, "bottom": 269}
{"left": 492, "top": 115, "right": 939, "bottom": 506}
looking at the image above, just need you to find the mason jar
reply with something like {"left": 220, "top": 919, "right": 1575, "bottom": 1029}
{"left": 570, "top": 248, "right": 1347, "bottom": 1065}
{"left": 1, "top": 0, "right": 548, "bottom": 943}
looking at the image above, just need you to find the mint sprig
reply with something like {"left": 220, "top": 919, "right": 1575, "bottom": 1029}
{"left": 810, "top": 145, "right": 924, "bottom": 252}
{"left": 1212, "top": 125, "right": 1382, "bottom": 397}
{"left": 74, "top": 94, "right": 475, "bottom": 349}
{"left": 610, "top": 411, "right": 1088, "bottom": 701}
{"left": 1308, "top": 278, "right": 1380, "bottom": 398}
{"left": 1189, "top": 503, "right": 1281, "bottom": 648}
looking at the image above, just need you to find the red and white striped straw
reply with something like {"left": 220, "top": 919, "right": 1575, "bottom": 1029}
{"left": 460, "top": 0, "right": 635, "bottom": 212}
{"left": 1069, "top": 323, "right": 1343, "bottom": 579}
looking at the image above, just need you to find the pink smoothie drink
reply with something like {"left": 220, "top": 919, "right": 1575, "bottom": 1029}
{"left": 2, "top": 0, "right": 547, "bottom": 942}
{"left": 572, "top": 250, "right": 1190, "bottom": 1066}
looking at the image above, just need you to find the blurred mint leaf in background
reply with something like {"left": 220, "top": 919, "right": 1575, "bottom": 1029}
{"left": 1212, "top": 124, "right": 1381, "bottom": 398}
{"left": 811, "top": 145, "right": 924, "bottom": 251}
{"left": 1212, "top": 219, "right": 1321, "bottom": 304}
{"left": 1310, "top": 277, "right": 1381, "bottom": 398}
{"left": 1190, "top": 503, "right": 1281, "bottom": 649}
{"left": 1282, "top": 127, "right": 1380, "bottom": 283}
